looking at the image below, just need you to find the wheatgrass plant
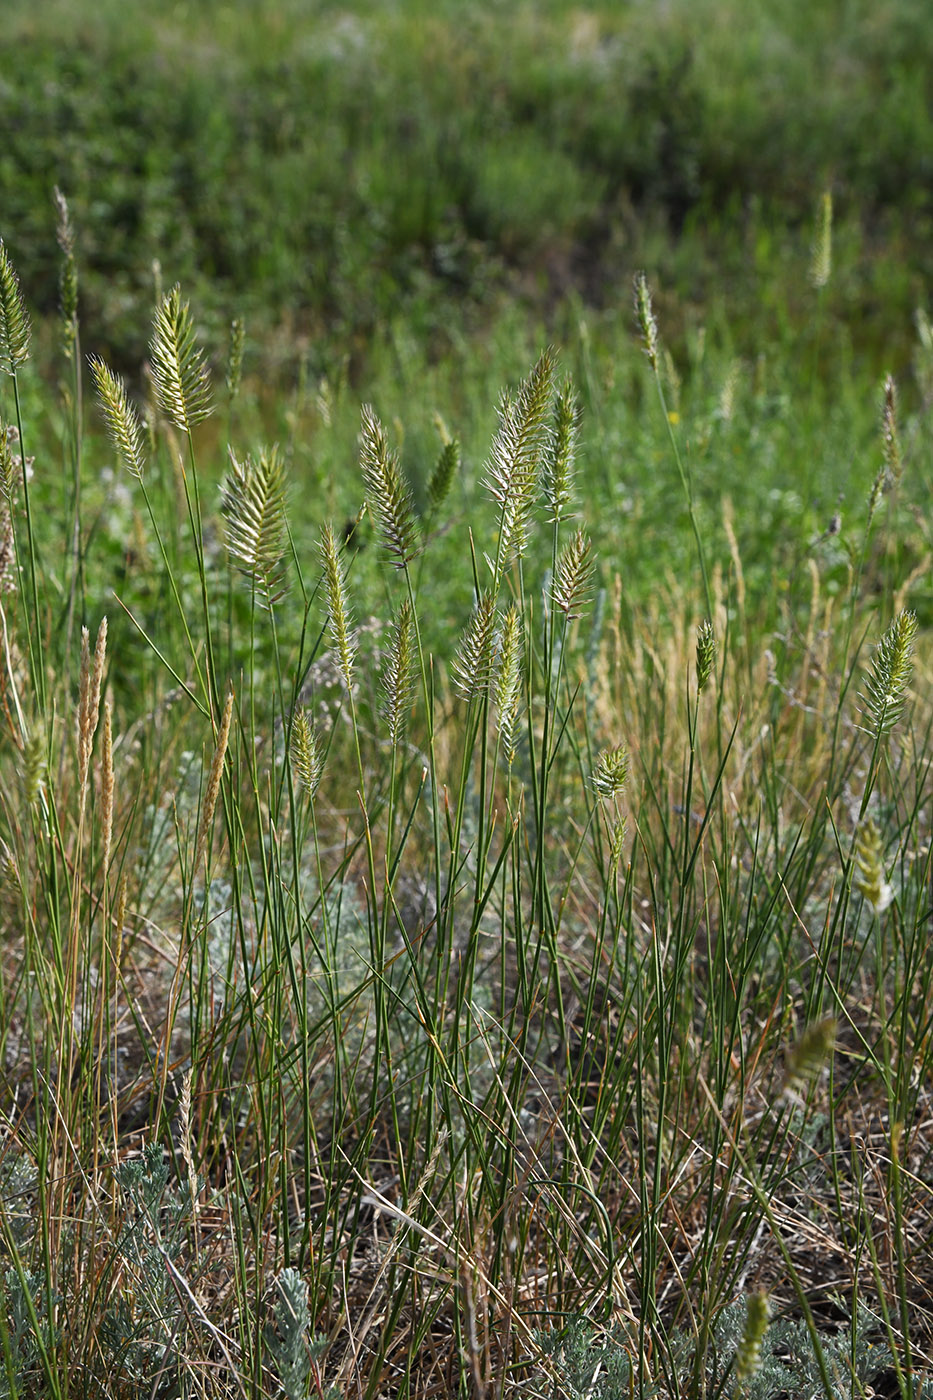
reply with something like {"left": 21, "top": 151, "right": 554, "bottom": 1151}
{"left": 0, "top": 214, "right": 930, "bottom": 1400}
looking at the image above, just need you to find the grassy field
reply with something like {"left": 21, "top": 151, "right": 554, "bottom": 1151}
{"left": 0, "top": 2, "right": 932, "bottom": 1397}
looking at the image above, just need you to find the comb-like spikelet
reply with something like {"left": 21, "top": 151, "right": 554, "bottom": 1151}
{"left": 453, "top": 592, "right": 498, "bottom": 702}
{"left": 592, "top": 744, "right": 627, "bottom": 801}
{"left": 853, "top": 816, "right": 894, "bottom": 913}
{"left": 482, "top": 350, "right": 554, "bottom": 562}
{"left": 0, "top": 240, "right": 30, "bottom": 375}
{"left": 320, "top": 522, "right": 356, "bottom": 689}
{"left": 221, "top": 445, "right": 288, "bottom": 604}
{"left": 381, "top": 599, "right": 416, "bottom": 747}
{"left": 428, "top": 437, "right": 460, "bottom": 512}
{"left": 90, "top": 358, "right": 146, "bottom": 479}
{"left": 861, "top": 609, "right": 917, "bottom": 733}
{"left": 150, "top": 284, "right": 212, "bottom": 434}
{"left": 291, "top": 708, "right": 323, "bottom": 801}
{"left": 784, "top": 1016, "right": 836, "bottom": 1097}
{"left": 54, "top": 187, "right": 78, "bottom": 355}
{"left": 360, "top": 405, "right": 420, "bottom": 567}
{"left": 633, "top": 273, "right": 659, "bottom": 371}
{"left": 696, "top": 619, "right": 716, "bottom": 692}
{"left": 809, "top": 190, "right": 833, "bottom": 288}
{"left": 225, "top": 316, "right": 245, "bottom": 399}
{"left": 552, "top": 528, "right": 594, "bottom": 619}
{"left": 542, "top": 379, "right": 581, "bottom": 521}
{"left": 494, "top": 603, "right": 523, "bottom": 767}
{"left": 881, "top": 373, "right": 902, "bottom": 489}
{"left": 734, "top": 1292, "right": 770, "bottom": 1384}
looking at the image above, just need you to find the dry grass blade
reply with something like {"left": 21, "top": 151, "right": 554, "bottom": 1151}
{"left": 150, "top": 284, "right": 212, "bottom": 434}
{"left": 221, "top": 445, "right": 289, "bottom": 604}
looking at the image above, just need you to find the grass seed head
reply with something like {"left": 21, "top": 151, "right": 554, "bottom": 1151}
{"left": 881, "top": 373, "right": 902, "bottom": 489}
{"left": 861, "top": 608, "right": 917, "bottom": 734}
{"left": 552, "top": 528, "right": 594, "bottom": 619}
{"left": 784, "top": 1016, "right": 836, "bottom": 1098}
{"left": 0, "top": 240, "right": 30, "bottom": 375}
{"left": 853, "top": 816, "right": 893, "bottom": 914}
{"left": 453, "top": 591, "right": 498, "bottom": 702}
{"left": 291, "top": 708, "right": 324, "bottom": 801}
{"left": 809, "top": 189, "right": 833, "bottom": 289}
{"left": 634, "top": 272, "right": 659, "bottom": 371}
{"left": 150, "top": 283, "right": 212, "bottom": 434}
{"left": 696, "top": 619, "right": 716, "bottom": 692}
{"left": 381, "top": 598, "right": 416, "bottom": 748}
{"left": 542, "top": 378, "right": 581, "bottom": 521}
{"left": 221, "top": 445, "right": 289, "bottom": 604}
{"left": 494, "top": 603, "right": 524, "bottom": 765}
{"left": 360, "top": 404, "right": 420, "bottom": 568}
{"left": 90, "top": 358, "right": 146, "bottom": 479}
{"left": 592, "top": 743, "right": 628, "bottom": 801}
{"left": 225, "top": 315, "right": 245, "bottom": 399}
{"left": 320, "top": 522, "right": 356, "bottom": 689}
{"left": 735, "top": 1291, "right": 770, "bottom": 1384}
{"left": 483, "top": 349, "right": 554, "bottom": 563}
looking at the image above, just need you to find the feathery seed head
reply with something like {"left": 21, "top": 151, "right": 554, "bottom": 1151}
{"left": 90, "top": 357, "right": 146, "bottom": 479}
{"left": 0, "top": 240, "right": 30, "bottom": 375}
{"left": 453, "top": 591, "right": 499, "bottom": 702}
{"left": 360, "top": 405, "right": 420, "bottom": 567}
{"left": 592, "top": 744, "right": 628, "bottom": 801}
{"left": 862, "top": 609, "right": 917, "bottom": 734}
{"left": 552, "top": 528, "right": 594, "bottom": 619}
{"left": 634, "top": 273, "right": 659, "bottom": 371}
{"left": 735, "top": 1292, "right": 770, "bottom": 1384}
{"left": 0, "top": 424, "right": 16, "bottom": 500}
{"left": 291, "top": 708, "right": 324, "bottom": 802}
{"left": 221, "top": 445, "right": 289, "bottom": 604}
{"left": 320, "top": 522, "right": 356, "bottom": 689}
{"left": 150, "top": 284, "right": 212, "bottom": 434}
{"left": 483, "top": 349, "right": 554, "bottom": 563}
{"left": 809, "top": 190, "right": 833, "bottom": 289}
{"left": 381, "top": 599, "right": 416, "bottom": 747}
{"left": 853, "top": 816, "right": 894, "bottom": 914}
{"left": 542, "top": 378, "right": 581, "bottom": 521}
{"left": 881, "top": 373, "right": 902, "bottom": 489}
{"left": 784, "top": 1016, "right": 836, "bottom": 1098}
{"left": 696, "top": 619, "right": 716, "bottom": 692}
{"left": 21, "top": 730, "right": 46, "bottom": 809}
{"left": 494, "top": 603, "right": 524, "bottom": 766}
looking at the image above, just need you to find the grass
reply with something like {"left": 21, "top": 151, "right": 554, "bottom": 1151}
{"left": 0, "top": 181, "right": 930, "bottom": 1397}
{"left": 0, "top": 2, "right": 931, "bottom": 1392}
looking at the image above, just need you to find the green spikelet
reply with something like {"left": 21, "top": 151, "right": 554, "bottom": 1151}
{"left": 809, "top": 190, "right": 833, "bottom": 289}
{"left": 542, "top": 378, "right": 581, "bottom": 521}
{"left": 784, "top": 1016, "right": 836, "bottom": 1097}
{"left": 861, "top": 609, "right": 917, "bottom": 734}
{"left": 552, "top": 528, "right": 594, "bottom": 619}
{"left": 150, "top": 284, "right": 212, "bottom": 434}
{"left": 881, "top": 373, "right": 902, "bottom": 489}
{"left": 360, "top": 405, "right": 420, "bottom": 567}
{"left": 0, "top": 423, "right": 16, "bottom": 499}
{"left": 428, "top": 437, "right": 460, "bottom": 512}
{"left": 592, "top": 744, "right": 628, "bottom": 801}
{"left": 221, "top": 445, "right": 289, "bottom": 604}
{"left": 453, "top": 591, "right": 498, "bottom": 702}
{"left": 53, "top": 187, "right": 78, "bottom": 357}
{"left": 0, "top": 240, "right": 30, "bottom": 375}
{"left": 320, "top": 522, "right": 356, "bottom": 689}
{"left": 734, "top": 1291, "right": 769, "bottom": 1385}
{"left": 90, "top": 358, "right": 146, "bottom": 479}
{"left": 483, "top": 349, "right": 554, "bottom": 562}
{"left": 21, "top": 731, "right": 46, "bottom": 809}
{"left": 696, "top": 619, "right": 716, "bottom": 692}
{"left": 381, "top": 599, "right": 416, "bottom": 747}
{"left": 225, "top": 316, "right": 245, "bottom": 400}
{"left": 853, "top": 816, "right": 894, "bottom": 913}
{"left": 290, "top": 709, "right": 323, "bottom": 802}
{"left": 633, "top": 273, "right": 659, "bottom": 371}
{"left": 494, "top": 603, "right": 523, "bottom": 766}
